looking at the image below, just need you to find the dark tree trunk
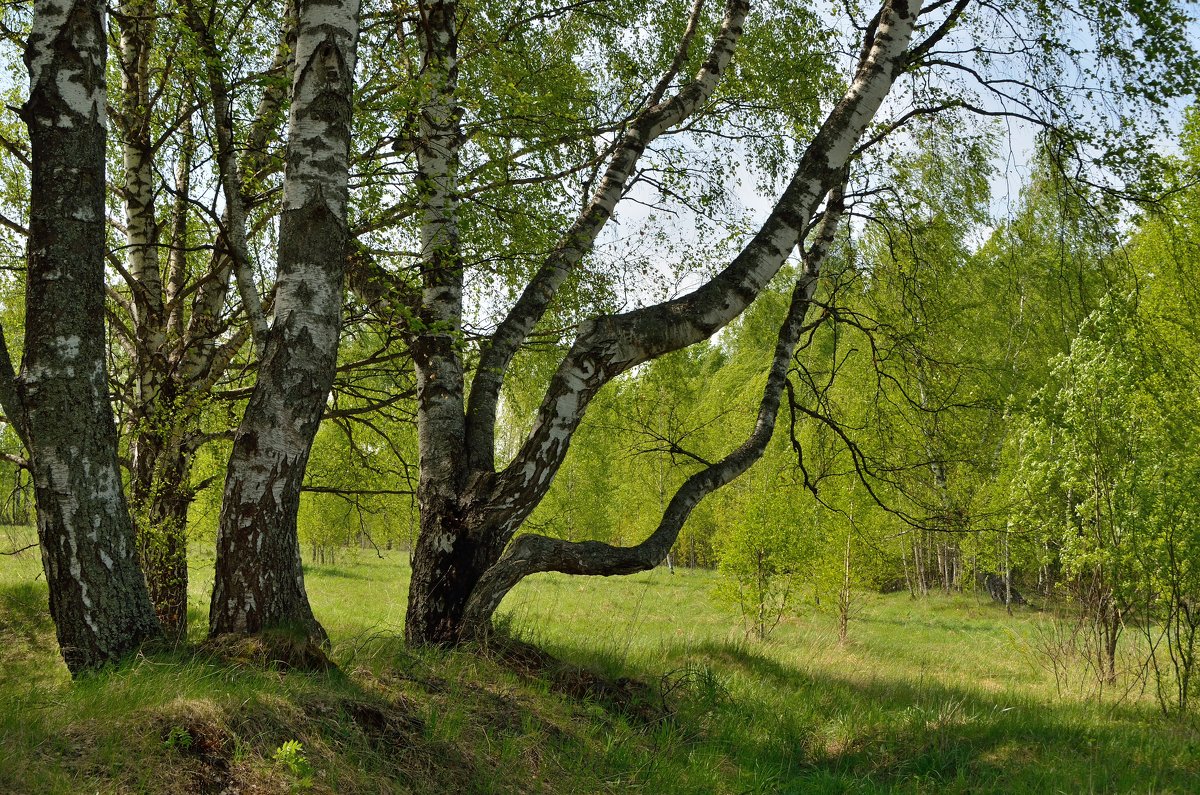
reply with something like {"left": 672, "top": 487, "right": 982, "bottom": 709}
{"left": 15, "top": 0, "right": 161, "bottom": 674}
{"left": 982, "top": 573, "right": 1025, "bottom": 607}
{"left": 209, "top": 0, "right": 360, "bottom": 641}
{"left": 405, "top": 512, "right": 499, "bottom": 645}
{"left": 130, "top": 426, "right": 193, "bottom": 641}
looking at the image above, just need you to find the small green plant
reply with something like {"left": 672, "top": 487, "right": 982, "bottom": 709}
{"left": 162, "top": 725, "right": 192, "bottom": 751}
{"left": 231, "top": 737, "right": 250, "bottom": 765}
{"left": 661, "top": 662, "right": 729, "bottom": 730}
{"left": 273, "top": 739, "right": 314, "bottom": 791}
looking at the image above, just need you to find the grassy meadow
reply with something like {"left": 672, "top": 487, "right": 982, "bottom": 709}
{"left": 1, "top": 526, "right": 1198, "bottom": 793}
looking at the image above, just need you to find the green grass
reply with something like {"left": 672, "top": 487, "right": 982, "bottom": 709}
{"left": 2, "top": 528, "right": 1198, "bottom": 793}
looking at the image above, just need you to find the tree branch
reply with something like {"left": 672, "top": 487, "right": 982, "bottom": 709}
{"left": 462, "top": 179, "right": 849, "bottom": 634}
{"left": 463, "top": 0, "right": 751, "bottom": 475}
{"left": 482, "top": 0, "right": 921, "bottom": 544}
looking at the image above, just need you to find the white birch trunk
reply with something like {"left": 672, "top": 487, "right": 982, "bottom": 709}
{"left": 209, "top": 0, "right": 360, "bottom": 641}
{"left": 18, "top": 0, "right": 162, "bottom": 673}
{"left": 405, "top": 0, "right": 475, "bottom": 646}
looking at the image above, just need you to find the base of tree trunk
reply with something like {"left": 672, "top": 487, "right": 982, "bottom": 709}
{"left": 141, "top": 535, "right": 189, "bottom": 642}
{"left": 202, "top": 629, "right": 335, "bottom": 673}
{"left": 982, "top": 573, "right": 1026, "bottom": 606}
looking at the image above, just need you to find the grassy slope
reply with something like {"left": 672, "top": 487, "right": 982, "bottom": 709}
{"left": 1, "top": 529, "right": 1197, "bottom": 794}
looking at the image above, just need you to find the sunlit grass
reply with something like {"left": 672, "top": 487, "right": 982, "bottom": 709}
{"left": 2, "top": 530, "right": 1198, "bottom": 793}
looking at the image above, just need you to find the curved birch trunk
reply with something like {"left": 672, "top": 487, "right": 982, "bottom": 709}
{"left": 17, "top": 0, "right": 162, "bottom": 673}
{"left": 460, "top": 181, "right": 847, "bottom": 634}
{"left": 209, "top": 0, "right": 360, "bottom": 641}
{"left": 402, "top": 0, "right": 921, "bottom": 645}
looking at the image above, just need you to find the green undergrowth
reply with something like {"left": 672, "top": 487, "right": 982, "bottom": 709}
{"left": 1, "top": 534, "right": 1198, "bottom": 793}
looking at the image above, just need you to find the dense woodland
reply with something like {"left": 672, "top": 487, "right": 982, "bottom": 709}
{"left": 0, "top": 0, "right": 1199, "bottom": 738}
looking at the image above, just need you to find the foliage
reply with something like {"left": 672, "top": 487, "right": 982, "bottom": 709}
{"left": 712, "top": 470, "right": 808, "bottom": 641}
{"left": 272, "top": 739, "right": 314, "bottom": 791}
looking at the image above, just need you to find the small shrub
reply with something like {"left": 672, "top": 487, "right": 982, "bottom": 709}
{"left": 273, "top": 739, "right": 313, "bottom": 791}
{"left": 162, "top": 725, "right": 192, "bottom": 751}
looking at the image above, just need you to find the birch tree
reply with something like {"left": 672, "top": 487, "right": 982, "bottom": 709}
{"left": 208, "top": 0, "right": 361, "bottom": 641}
{"left": 408, "top": 0, "right": 917, "bottom": 642}
{"left": 0, "top": 0, "right": 162, "bottom": 673}
{"left": 104, "top": 0, "right": 298, "bottom": 639}
{"left": 384, "top": 0, "right": 1193, "bottom": 645}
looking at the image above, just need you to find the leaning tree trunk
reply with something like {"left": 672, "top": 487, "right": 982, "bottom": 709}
{"left": 209, "top": 0, "right": 360, "bottom": 641}
{"left": 12, "top": 0, "right": 162, "bottom": 674}
{"left": 405, "top": 0, "right": 753, "bottom": 646}
{"left": 402, "top": 0, "right": 921, "bottom": 644}
{"left": 460, "top": 183, "right": 847, "bottom": 635}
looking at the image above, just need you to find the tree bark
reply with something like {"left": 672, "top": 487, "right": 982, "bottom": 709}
{"left": 405, "top": 0, "right": 755, "bottom": 647}
{"left": 402, "top": 0, "right": 923, "bottom": 645}
{"left": 16, "top": 0, "right": 162, "bottom": 674}
{"left": 405, "top": 0, "right": 472, "bottom": 646}
{"left": 209, "top": 0, "right": 360, "bottom": 641}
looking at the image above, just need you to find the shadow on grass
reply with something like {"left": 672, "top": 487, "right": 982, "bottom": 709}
{"left": 4, "top": 577, "right": 1198, "bottom": 795}
{"left": 0, "top": 581, "right": 54, "bottom": 645}
{"left": 304, "top": 565, "right": 370, "bottom": 580}
{"left": 682, "top": 639, "right": 1200, "bottom": 794}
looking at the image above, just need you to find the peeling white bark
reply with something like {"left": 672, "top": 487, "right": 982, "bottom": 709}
{"left": 54, "top": 69, "right": 104, "bottom": 123}
{"left": 283, "top": 12, "right": 357, "bottom": 215}
{"left": 486, "top": 0, "right": 921, "bottom": 543}
{"left": 26, "top": 0, "right": 74, "bottom": 89}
